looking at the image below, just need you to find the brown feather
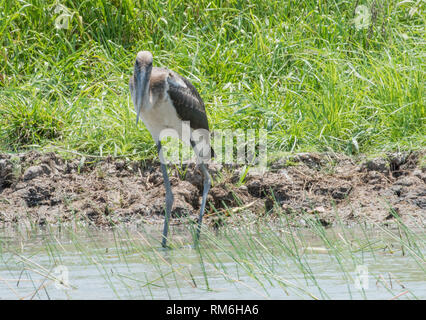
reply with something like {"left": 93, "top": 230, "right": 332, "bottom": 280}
{"left": 167, "top": 73, "right": 209, "bottom": 131}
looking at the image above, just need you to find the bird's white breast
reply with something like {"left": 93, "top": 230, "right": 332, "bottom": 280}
{"left": 137, "top": 71, "right": 192, "bottom": 144}
{"left": 140, "top": 96, "right": 191, "bottom": 145}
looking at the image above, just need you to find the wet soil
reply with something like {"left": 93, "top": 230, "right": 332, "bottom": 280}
{"left": 0, "top": 151, "right": 425, "bottom": 228}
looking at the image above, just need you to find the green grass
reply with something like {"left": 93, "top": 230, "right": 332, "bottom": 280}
{"left": 0, "top": 0, "right": 425, "bottom": 159}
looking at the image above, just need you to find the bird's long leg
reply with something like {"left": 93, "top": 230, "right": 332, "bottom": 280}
{"left": 190, "top": 140, "right": 211, "bottom": 243}
{"left": 157, "top": 141, "right": 174, "bottom": 248}
{"left": 197, "top": 162, "right": 211, "bottom": 241}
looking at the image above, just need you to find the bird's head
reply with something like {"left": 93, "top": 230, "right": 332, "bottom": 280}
{"left": 136, "top": 51, "right": 153, "bottom": 67}
{"left": 130, "top": 51, "right": 153, "bottom": 125}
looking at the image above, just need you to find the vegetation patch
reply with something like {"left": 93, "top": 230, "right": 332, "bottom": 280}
{"left": 0, "top": 0, "right": 424, "bottom": 157}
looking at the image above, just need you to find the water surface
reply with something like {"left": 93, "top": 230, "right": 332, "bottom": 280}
{"left": 0, "top": 224, "right": 424, "bottom": 299}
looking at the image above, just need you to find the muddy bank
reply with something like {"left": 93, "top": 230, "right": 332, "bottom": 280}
{"left": 0, "top": 151, "right": 425, "bottom": 228}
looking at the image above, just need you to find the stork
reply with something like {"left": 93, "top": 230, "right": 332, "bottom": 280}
{"left": 129, "top": 51, "right": 212, "bottom": 248}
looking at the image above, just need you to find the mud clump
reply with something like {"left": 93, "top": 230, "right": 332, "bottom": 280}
{"left": 0, "top": 159, "right": 15, "bottom": 190}
{"left": 0, "top": 150, "right": 425, "bottom": 227}
{"left": 23, "top": 165, "right": 51, "bottom": 181}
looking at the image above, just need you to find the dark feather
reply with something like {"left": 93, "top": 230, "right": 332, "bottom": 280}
{"left": 167, "top": 73, "right": 209, "bottom": 131}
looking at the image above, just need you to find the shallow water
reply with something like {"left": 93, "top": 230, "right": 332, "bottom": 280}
{"left": 0, "top": 225, "right": 424, "bottom": 300}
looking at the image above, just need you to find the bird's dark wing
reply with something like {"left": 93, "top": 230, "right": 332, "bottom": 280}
{"left": 167, "top": 73, "right": 209, "bottom": 131}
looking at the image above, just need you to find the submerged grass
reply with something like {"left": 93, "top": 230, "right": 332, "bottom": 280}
{"left": 0, "top": 0, "right": 424, "bottom": 159}
{"left": 0, "top": 208, "right": 424, "bottom": 300}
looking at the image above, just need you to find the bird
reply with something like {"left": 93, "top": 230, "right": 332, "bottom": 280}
{"left": 129, "top": 51, "right": 212, "bottom": 248}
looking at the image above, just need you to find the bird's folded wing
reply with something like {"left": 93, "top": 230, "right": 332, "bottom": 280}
{"left": 167, "top": 75, "right": 209, "bottom": 131}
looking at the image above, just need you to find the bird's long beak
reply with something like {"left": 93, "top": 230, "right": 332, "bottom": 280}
{"left": 134, "top": 66, "right": 149, "bottom": 126}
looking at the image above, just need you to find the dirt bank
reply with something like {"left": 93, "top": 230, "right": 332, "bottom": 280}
{"left": 0, "top": 151, "right": 425, "bottom": 228}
